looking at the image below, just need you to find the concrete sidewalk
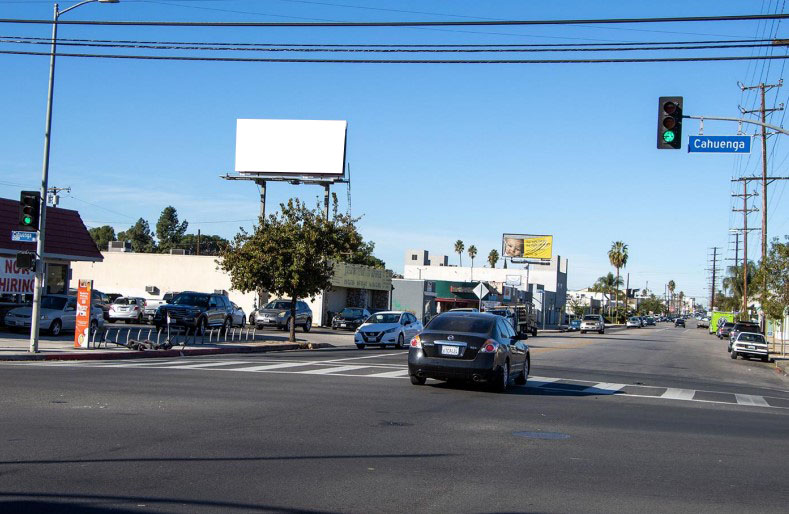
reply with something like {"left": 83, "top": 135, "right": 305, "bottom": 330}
{"left": 0, "top": 330, "right": 329, "bottom": 361}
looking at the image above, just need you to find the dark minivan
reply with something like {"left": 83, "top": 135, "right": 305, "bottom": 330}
{"left": 408, "top": 312, "right": 530, "bottom": 392}
{"left": 154, "top": 291, "right": 234, "bottom": 334}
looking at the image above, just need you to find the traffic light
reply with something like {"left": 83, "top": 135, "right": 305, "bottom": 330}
{"left": 657, "top": 96, "right": 683, "bottom": 149}
{"left": 16, "top": 252, "right": 36, "bottom": 272}
{"left": 19, "top": 191, "right": 41, "bottom": 230}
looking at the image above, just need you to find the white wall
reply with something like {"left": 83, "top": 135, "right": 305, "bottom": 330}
{"left": 70, "top": 252, "right": 257, "bottom": 316}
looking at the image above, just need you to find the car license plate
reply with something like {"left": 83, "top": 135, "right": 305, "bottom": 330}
{"left": 747, "top": 345, "right": 755, "bottom": 349}
{"left": 441, "top": 345, "right": 460, "bottom": 356}
{"left": 340, "top": 323, "right": 346, "bottom": 328}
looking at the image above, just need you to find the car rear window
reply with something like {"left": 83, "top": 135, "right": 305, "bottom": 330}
{"left": 113, "top": 298, "right": 133, "bottom": 305}
{"left": 739, "top": 333, "right": 765, "bottom": 343}
{"left": 427, "top": 315, "right": 494, "bottom": 334}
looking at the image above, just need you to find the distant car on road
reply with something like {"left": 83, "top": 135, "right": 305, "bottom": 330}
{"left": 108, "top": 297, "right": 145, "bottom": 324}
{"left": 407, "top": 311, "right": 530, "bottom": 392}
{"left": 697, "top": 317, "right": 710, "bottom": 329}
{"left": 730, "top": 332, "right": 769, "bottom": 362}
{"left": 254, "top": 299, "right": 312, "bottom": 332}
{"left": 645, "top": 316, "right": 656, "bottom": 326}
{"left": 355, "top": 311, "right": 421, "bottom": 349}
{"left": 565, "top": 319, "right": 581, "bottom": 332}
{"left": 626, "top": 316, "right": 642, "bottom": 328}
{"left": 716, "top": 320, "right": 735, "bottom": 339}
{"left": 580, "top": 314, "right": 605, "bottom": 334}
{"left": 674, "top": 318, "right": 685, "bottom": 328}
{"left": 332, "top": 307, "right": 370, "bottom": 331}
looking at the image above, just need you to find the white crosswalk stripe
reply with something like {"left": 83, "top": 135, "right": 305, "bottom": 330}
{"left": 11, "top": 359, "right": 786, "bottom": 409}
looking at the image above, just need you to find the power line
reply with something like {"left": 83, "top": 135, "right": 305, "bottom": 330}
{"left": 1, "top": 13, "right": 789, "bottom": 28}
{"left": 1, "top": 37, "right": 783, "bottom": 54}
{"left": 2, "top": 49, "right": 789, "bottom": 64}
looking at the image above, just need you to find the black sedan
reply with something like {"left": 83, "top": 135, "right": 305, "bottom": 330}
{"left": 332, "top": 307, "right": 370, "bottom": 331}
{"left": 408, "top": 312, "right": 529, "bottom": 392}
{"left": 674, "top": 318, "right": 685, "bottom": 327}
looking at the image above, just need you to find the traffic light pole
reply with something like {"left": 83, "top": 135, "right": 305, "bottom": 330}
{"left": 29, "top": 4, "right": 60, "bottom": 353}
{"left": 682, "top": 114, "right": 789, "bottom": 136}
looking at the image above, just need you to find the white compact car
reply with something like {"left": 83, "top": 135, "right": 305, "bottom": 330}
{"left": 730, "top": 332, "right": 769, "bottom": 362}
{"left": 4, "top": 295, "right": 104, "bottom": 336}
{"left": 108, "top": 297, "right": 145, "bottom": 323}
{"left": 626, "top": 316, "right": 642, "bottom": 328}
{"left": 355, "top": 311, "right": 422, "bottom": 349}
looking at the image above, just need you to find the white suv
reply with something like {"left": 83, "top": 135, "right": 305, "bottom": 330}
{"left": 580, "top": 314, "right": 605, "bottom": 334}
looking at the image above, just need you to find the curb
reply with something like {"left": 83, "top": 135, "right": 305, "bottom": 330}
{"left": 775, "top": 360, "right": 788, "bottom": 377}
{"left": 0, "top": 342, "right": 332, "bottom": 362}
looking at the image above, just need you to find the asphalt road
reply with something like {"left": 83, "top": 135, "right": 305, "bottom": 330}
{"left": 1, "top": 322, "right": 787, "bottom": 513}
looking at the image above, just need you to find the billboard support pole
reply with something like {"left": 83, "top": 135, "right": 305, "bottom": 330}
{"left": 324, "top": 183, "right": 330, "bottom": 221}
{"left": 255, "top": 179, "right": 267, "bottom": 219}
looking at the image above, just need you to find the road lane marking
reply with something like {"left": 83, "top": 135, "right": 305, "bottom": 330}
{"left": 157, "top": 360, "right": 248, "bottom": 370}
{"left": 365, "top": 369, "right": 410, "bottom": 378}
{"left": 735, "top": 394, "right": 770, "bottom": 407}
{"left": 319, "top": 352, "right": 409, "bottom": 364}
{"left": 583, "top": 383, "right": 626, "bottom": 394}
{"left": 299, "top": 365, "right": 368, "bottom": 375}
{"left": 660, "top": 388, "right": 696, "bottom": 401}
{"left": 235, "top": 362, "right": 313, "bottom": 372}
{"left": 529, "top": 376, "right": 561, "bottom": 384}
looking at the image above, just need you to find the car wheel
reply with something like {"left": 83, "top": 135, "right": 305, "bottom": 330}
{"left": 515, "top": 358, "right": 529, "bottom": 385}
{"left": 581, "top": 330, "right": 586, "bottom": 334}
{"left": 49, "top": 319, "right": 62, "bottom": 336}
{"left": 222, "top": 317, "right": 232, "bottom": 335}
{"left": 90, "top": 319, "right": 98, "bottom": 332}
{"left": 303, "top": 318, "right": 312, "bottom": 333}
{"left": 396, "top": 333, "right": 404, "bottom": 349}
{"left": 730, "top": 350, "right": 738, "bottom": 359}
{"left": 108, "top": 319, "right": 115, "bottom": 323}
{"left": 356, "top": 344, "right": 365, "bottom": 350}
{"left": 493, "top": 361, "right": 510, "bottom": 393}
{"left": 763, "top": 356, "right": 770, "bottom": 362}
{"left": 532, "top": 328, "right": 537, "bottom": 337}
{"left": 241, "top": 318, "right": 246, "bottom": 328}
{"left": 197, "top": 317, "right": 208, "bottom": 336}
{"left": 599, "top": 330, "right": 604, "bottom": 334}
{"left": 410, "top": 375, "right": 426, "bottom": 385}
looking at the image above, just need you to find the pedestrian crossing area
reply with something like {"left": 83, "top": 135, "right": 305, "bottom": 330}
{"left": 17, "top": 357, "right": 789, "bottom": 410}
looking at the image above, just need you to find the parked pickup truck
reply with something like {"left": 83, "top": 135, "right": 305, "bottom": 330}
{"left": 143, "top": 291, "right": 179, "bottom": 323}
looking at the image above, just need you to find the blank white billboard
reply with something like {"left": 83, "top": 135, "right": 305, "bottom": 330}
{"left": 235, "top": 119, "right": 347, "bottom": 176}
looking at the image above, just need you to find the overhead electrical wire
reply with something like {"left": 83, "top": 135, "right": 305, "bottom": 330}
{"left": 0, "top": 37, "right": 784, "bottom": 53}
{"left": 1, "top": 49, "right": 787, "bottom": 64}
{"left": 1, "top": 13, "right": 789, "bottom": 28}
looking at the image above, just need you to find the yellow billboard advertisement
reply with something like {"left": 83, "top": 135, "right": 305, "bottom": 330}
{"left": 502, "top": 234, "right": 553, "bottom": 260}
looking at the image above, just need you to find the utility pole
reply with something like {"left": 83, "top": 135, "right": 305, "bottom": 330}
{"left": 196, "top": 229, "right": 201, "bottom": 256}
{"left": 46, "top": 186, "right": 70, "bottom": 207}
{"left": 707, "top": 247, "right": 721, "bottom": 312}
{"left": 731, "top": 182, "right": 759, "bottom": 316}
{"left": 739, "top": 80, "right": 784, "bottom": 260}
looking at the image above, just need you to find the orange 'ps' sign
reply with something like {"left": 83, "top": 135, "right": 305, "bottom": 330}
{"left": 74, "top": 279, "right": 92, "bottom": 349}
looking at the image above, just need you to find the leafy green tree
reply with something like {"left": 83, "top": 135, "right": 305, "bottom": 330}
{"left": 117, "top": 218, "right": 156, "bottom": 253}
{"left": 608, "top": 241, "right": 629, "bottom": 323}
{"left": 88, "top": 225, "right": 115, "bottom": 252}
{"left": 468, "top": 245, "right": 477, "bottom": 269}
{"left": 757, "top": 236, "right": 789, "bottom": 321}
{"left": 487, "top": 249, "right": 499, "bottom": 268}
{"left": 156, "top": 206, "right": 189, "bottom": 253}
{"left": 592, "top": 272, "right": 622, "bottom": 318}
{"left": 219, "top": 199, "right": 378, "bottom": 343}
{"left": 454, "top": 240, "right": 464, "bottom": 267}
{"left": 180, "top": 233, "right": 229, "bottom": 256}
{"left": 723, "top": 262, "right": 758, "bottom": 315}
{"left": 637, "top": 295, "right": 664, "bottom": 315}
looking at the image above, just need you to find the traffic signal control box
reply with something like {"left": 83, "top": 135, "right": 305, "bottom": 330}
{"left": 19, "top": 190, "right": 41, "bottom": 230}
{"left": 657, "top": 96, "right": 683, "bottom": 150}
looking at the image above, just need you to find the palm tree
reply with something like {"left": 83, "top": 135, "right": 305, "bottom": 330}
{"left": 678, "top": 291, "right": 685, "bottom": 315}
{"left": 722, "top": 262, "right": 756, "bottom": 312}
{"left": 593, "top": 272, "right": 622, "bottom": 318}
{"left": 468, "top": 245, "right": 477, "bottom": 267}
{"left": 608, "top": 241, "right": 629, "bottom": 322}
{"left": 454, "top": 240, "right": 465, "bottom": 267}
{"left": 668, "top": 280, "right": 676, "bottom": 315}
{"left": 487, "top": 249, "right": 499, "bottom": 268}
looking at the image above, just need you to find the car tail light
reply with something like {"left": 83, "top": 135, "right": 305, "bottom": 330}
{"left": 410, "top": 335, "right": 422, "bottom": 349}
{"left": 479, "top": 339, "right": 499, "bottom": 353}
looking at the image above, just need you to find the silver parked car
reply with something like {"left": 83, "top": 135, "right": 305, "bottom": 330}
{"left": 108, "top": 297, "right": 145, "bottom": 324}
{"left": 4, "top": 294, "right": 104, "bottom": 336}
{"left": 355, "top": 311, "right": 422, "bottom": 350}
{"left": 230, "top": 302, "right": 246, "bottom": 327}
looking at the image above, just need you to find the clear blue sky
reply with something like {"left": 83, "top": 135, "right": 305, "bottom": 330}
{"left": 2, "top": 0, "right": 788, "bottom": 306}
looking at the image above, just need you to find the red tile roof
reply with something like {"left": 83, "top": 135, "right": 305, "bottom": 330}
{"left": 0, "top": 197, "right": 102, "bottom": 261}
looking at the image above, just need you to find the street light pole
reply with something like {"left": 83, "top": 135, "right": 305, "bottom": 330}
{"left": 29, "top": 0, "right": 119, "bottom": 353}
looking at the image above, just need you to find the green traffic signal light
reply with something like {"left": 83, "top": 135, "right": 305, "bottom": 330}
{"left": 662, "top": 130, "right": 676, "bottom": 143}
{"left": 23, "top": 215, "right": 32, "bottom": 225}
